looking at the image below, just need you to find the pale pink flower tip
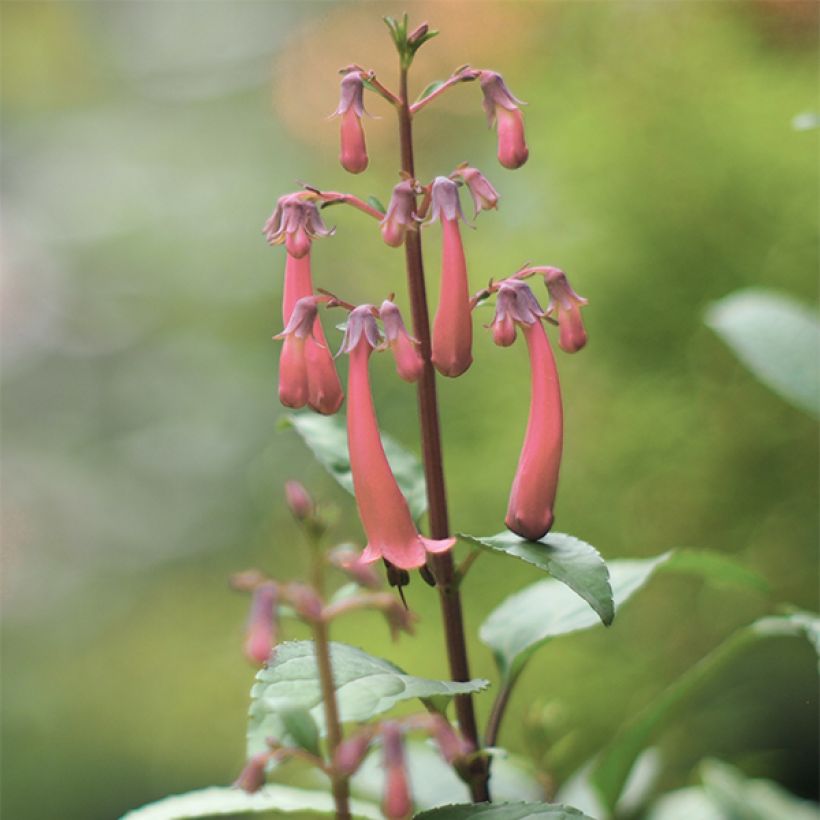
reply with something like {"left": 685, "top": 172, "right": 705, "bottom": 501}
{"left": 381, "top": 180, "right": 418, "bottom": 248}
{"left": 479, "top": 70, "right": 529, "bottom": 170}
{"left": 263, "top": 194, "right": 334, "bottom": 259}
{"left": 543, "top": 267, "right": 589, "bottom": 353}
{"left": 380, "top": 300, "right": 424, "bottom": 383}
{"left": 334, "top": 72, "right": 369, "bottom": 174}
{"left": 454, "top": 164, "right": 500, "bottom": 218}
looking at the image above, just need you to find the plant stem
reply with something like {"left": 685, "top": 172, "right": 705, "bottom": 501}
{"left": 484, "top": 680, "right": 514, "bottom": 748}
{"left": 313, "top": 618, "right": 351, "bottom": 819}
{"left": 397, "top": 65, "right": 491, "bottom": 804}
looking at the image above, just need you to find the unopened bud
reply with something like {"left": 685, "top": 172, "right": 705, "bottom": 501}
{"left": 286, "top": 583, "right": 323, "bottom": 622}
{"left": 381, "top": 722, "right": 412, "bottom": 819}
{"left": 334, "top": 730, "right": 373, "bottom": 777}
{"left": 234, "top": 752, "right": 269, "bottom": 793}
{"left": 407, "top": 22, "right": 429, "bottom": 46}
{"left": 244, "top": 582, "right": 278, "bottom": 666}
{"left": 285, "top": 480, "right": 314, "bottom": 521}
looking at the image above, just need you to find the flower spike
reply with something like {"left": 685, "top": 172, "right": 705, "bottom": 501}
{"left": 334, "top": 71, "right": 369, "bottom": 174}
{"left": 427, "top": 177, "right": 473, "bottom": 378}
{"left": 342, "top": 305, "right": 454, "bottom": 569}
{"left": 543, "top": 267, "right": 589, "bottom": 353}
{"left": 380, "top": 300, "right": 423, "bottom": 383}
{"left": 479, "top": 70, "right": 529, "bottom": 169}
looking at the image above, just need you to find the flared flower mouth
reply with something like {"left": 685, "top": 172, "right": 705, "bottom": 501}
{"left": 453, "top": 164, "right": 500, "bottom": 217}
{"left": 274, "top": 295, "right": 321, "bottom": 342}
{"left": 380, "top": 179, "right": 419, "bottom": 246}
{"left": 338, "top": 304, "right": 382, "bottom": 355}
{"left": 479, "top": 70, "right": 527, "bottom": 125}
{"left": 425, "top": 176, "right": 468, "bottom": 225}
{"left": 262, "top": 194, "right": 335, "bottom": 253}
{"left": 543, "top": 267, "right": 589, "bottom": 353}
{"left": 333, "top": 70, "right": 367, "bottom": 118}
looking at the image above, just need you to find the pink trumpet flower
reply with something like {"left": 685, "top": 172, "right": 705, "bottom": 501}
{"left": 380, "top": 179, "right": 418, "bottom": 247}
{"left": 428, "top": 177, "right": 473, "bottom": 377}
{"left": 274, "top": 296, "right": 324, "bottom": 410}
{"left": 479, "top": 70, "right": 529, "bottom": 169}
{"left": 341, "top": 306, "right": 454, "bottom": 569}
{"left": 263, "top": 194, "right": 334, "bottom": 259}
{"left": 380, "top": 300, "right": 424, "bottom": 383}
{"left": 244, "top": 582, "right": 278, "bottom": 666}
{"left": 453, "top": 163, "right": 500, "bottom": 218}
{"left": 493, "top": 280, "right": 563, "bottom": 541}
{"left": 334, "top": 71, "right": 369, "bottom": 174}
{"left": 543, "top": 267, "right": 589, "bottom": 353}
{"left": 381, "top": 722, "right": 412, "bottom": 820}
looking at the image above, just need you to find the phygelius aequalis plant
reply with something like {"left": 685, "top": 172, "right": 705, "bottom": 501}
{"left": 453, "top": 163, "right": 500, "bottom": 218}
{"left": 380, "top": 299, "right": 424, "bottom": 383}
{"left": 340, "top": 305, "right": 454, "bottom": 569}
{"left": 334, "top": 71, "right": 369, "bottom": 174}
{"left": 428, "top": 176, "right": 473, "bottom": 377}
{"left": 492, "top": 280, "right": 563, "bottom": 541}
{"left": 263, "top": 193, "right": 334, "bottom": 259}
{"left": 479, "top": 70, "right": 529, "bottom": 170}
{"left": 543, "top": 266, "right": 589, "bottom": 353}
{"left": 380, "top": 179, "right": 418, "bottom": 247}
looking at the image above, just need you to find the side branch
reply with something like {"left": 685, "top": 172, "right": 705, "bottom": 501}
{"left": 409, "top": 66, "right": 481, "bottom": 115}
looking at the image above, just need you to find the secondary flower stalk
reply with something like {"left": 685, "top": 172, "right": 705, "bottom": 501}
{"left": 479, "top": 70, "right": 529, "bottom": 170}
{"left": 341, "top": 306, "right": 455, "bottom": 569}
{"left": 428, "top": 176, "right": 473, "bottom": 377}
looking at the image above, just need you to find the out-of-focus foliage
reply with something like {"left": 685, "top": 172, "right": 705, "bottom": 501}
{"left": 2, "top": 2, "right": 817, "bottom": 819}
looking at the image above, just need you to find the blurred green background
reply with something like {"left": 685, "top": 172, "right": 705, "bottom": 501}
{"left": 2, "top": 1, "right": 817, "bottom": 818}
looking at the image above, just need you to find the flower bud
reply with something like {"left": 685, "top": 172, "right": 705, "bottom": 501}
{"left": 453, "top": 164, "right": 499, "bottom": 218}
{"left": 543, "top": 267, "right": 588, "bottom": 353}
{"left": 233, "top": 753, "right": 269, "bottom": 793}
{"left": 407, "top": 22, "right": 429, "bottom": 46}
{"left": 428, "top": 715, "right": 473, "bottom": 764}
{"left": 244, "top": 582, "right": 278, "bottom": 666}
{"left": 334, "top": 730, "right": 373, "bottom": 777}
{"left": 284, "top": 480, "right": 314, "bottom": 521}
{"left": 334, "top": 72, "right": 368, "bottom": 174}
{"left": 380, "top": 300, "right": 424, "bottom": 383}
{"left": 328, "top": 544, "right": 383, "bottom": 589}
{"left": 479, "top": 70, "right": 529, "bottom": 170}
{"left": 381, "top": 722, "right": 412, "bottom": 820}
{"left": 380, "top": 180, "right": 418, "bottom": 247}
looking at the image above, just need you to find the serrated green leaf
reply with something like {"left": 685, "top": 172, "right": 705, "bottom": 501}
{"left": 366, "top": 195, "right": 386, "bottom": 215}
{"left": 461, "top": 531, "right": 613, "bottom": 626}
{"left": 591, "top": 612, "right": 820, "bottom": 811}
{"left": 415, "top": 80, "right": 445, "bottom": 103}
{"left": 279, "top": 708, "right": 320, "bottom": 757}
{"left": 282, "top": 413, "right": 427, "bottom": 521}
{"left": 414, "top": 803, "right": 595, "bottom": 820}
{"left": 349, "top": 741, "right": 544, "bottom": 810}
{"left": 481, "top": 553, "right": 672, "bottom": 681}
{"left": 119, "top": 784, "right": 381, "bottom": 820}
{"left": 247, "top": 641, "right": 488, "bottom": 756}
{"left": 661, "top": 548, "right": 769, "bottom": 594}
{"left": 705, "top": 289, "right": 820, "bottom": 417}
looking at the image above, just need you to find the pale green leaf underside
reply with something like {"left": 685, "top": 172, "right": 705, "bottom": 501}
{"left": 119, "top": 785, "right": 381, "bottom": 820}
{"left": 414, "top": 802, "right": 595, "bottom": 819}
{"left": 481, "top": 553, "right": 672, "bottom": 680}
{"left": 247, "top": 641, "right": 489, "bottom": 756}
{"left": 283, "top": 413, "right": 428, "bottom": 520}
{"left": 661, "top": 548, "right": 769, "bottom": 594}
{"left": 460, "top": 531, "right": 614, "bottom": 626}
{"left": 705, "top": 288, "right": 820, "bottom": 417}
{"left": 591, "top": 611, "right": 820, "bottom": 811}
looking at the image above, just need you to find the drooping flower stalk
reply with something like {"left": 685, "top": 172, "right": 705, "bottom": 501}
{"left": 341, "top": 306, "right": 455, "bottom": 569}
{"left": 479, "top": 70, "right": 529, "bottom": 170}
{"left": 428, "top": 176, "right": 473, "bottom": 377}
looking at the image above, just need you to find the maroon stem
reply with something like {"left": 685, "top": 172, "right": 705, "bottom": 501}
{"left": 397, "top": 67, "right": 491, "bottom": 803}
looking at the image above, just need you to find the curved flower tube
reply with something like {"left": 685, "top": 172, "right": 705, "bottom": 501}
{"left": 428, "top": 177, "right": 473, "bottom": 377}
{"left": 380, "top": 179, "right": 418, "bottom": 247}
{"left": 379, "top": 299, "right": 423, "bottom": 383}
{"left": 543, "top": 267, "right": 589, "bottom": 353}
{"left": 263, "top": 194, "right": 334, "bottom": 259}
{"left": 341, "top": 306, "right": 454, "bottom": 569}
{"left": 479, "top": 70, "right": 529, "bottom": 170}
{"left": 334, "top": 71, "right": 368, "bottom": 174}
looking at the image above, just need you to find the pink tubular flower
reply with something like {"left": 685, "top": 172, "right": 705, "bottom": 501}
{"left": 379, "top": 300, "right": 423, "bottom": 383}
{"left": 427, "top": 177, "right": 473, "bottom": 378}
{"left": 334, "top": 71, "right": 368, "bottom": 174}
{"left": 493, "top": 280, "right": 563, "bottom": 541}
{"left": 274, "top": 296, "right": 320, "bottom": 410}
{"left": 479, "top": 70, "right": 529, "bottom": 170}
{"left": 543, "top": 267, "right": 589, "bottom": 353}
{"left": 453, "top": 163, "right": 500, "bottom": 218}
{"left": 234, "top": 752, "right": 269, "bottom": 794}
{"left": 380, "top": 180, "right": 418, "bottom": 247}
{"left": 244, "top": 582, "right": 278, "bottom": 666}
{"left": 341, "top": 306, "right": 454, "bottom": 569}
{"left": 381, "top": 722, "right": 412, "bottom": 820}
{"left": 263, "top": 194, "right": 334, "bottom": 259}
{"left": 334, "top": 730, "right": 374, "bottom": 777}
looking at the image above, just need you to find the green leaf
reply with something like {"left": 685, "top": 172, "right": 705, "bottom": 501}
{"left": 366, "top": 195, "right": 386, "bottom": 215}
{"left": 415, "top": 80, "right": 445, "bottom": 103}
{"left": 282, "top": 413, "right": 427, "bottom": 521}
{"left": 279, "top": 708, "right": 320, "bottom": 757}
{"left": 705, "top": 289, "right": 820, "bottom": 417}
{"left": 661, "top": 548, "right": 769, "bottom": 594}
{"left": 349, "top": 741, "right": 544, "bottom": 810}
{"left": 460, "top": 531, "right": 614, "bottom": 626}
{"left": 590, "top": 612, "right": 820, "bottom": 811}
{"left": 414, "top": 803, "right": 595, "bottom": 820}
{"left": 247, "top": 641, "right": 488, "bottom": 756}
{"left": 119, "top": 784, "right": 381, "bottom": 820}
{"left": 480, "top": 553, "right": 672, "bottom": 681}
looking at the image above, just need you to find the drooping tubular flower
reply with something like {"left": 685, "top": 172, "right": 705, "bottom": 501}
{"left": 479, "top": 70, "right": 529, "bottom": 170}
{"left": 334, "top": 71, "right": 368, "bottom": 174}
{"left": 492, "top": 280, "right": 563, "bottom": 541}
{"left": 341, "top": 305, "right": 454, "bottom": 569}
{"left": 379, "top": 300, "right": 423, "bottom": 383}
{"left": 380, "top": 179, "right": 418, "bottom": 248}
{"left": 427, "top": 176, "right": 473, "bottom": 378}
{"left": 543, "top": 267, "right": 589, "bottom": 353}
{"left": 380, "top": 722, "right": 412, "bottom": 820}
{"left": 263, "top": 193, "right": 334, "bottom": 259}
{"left": 244, "top": 582, "right": 278, "bottom": 666}
{"left": 452, "top": 163, "right": 500, "bottom": 218}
